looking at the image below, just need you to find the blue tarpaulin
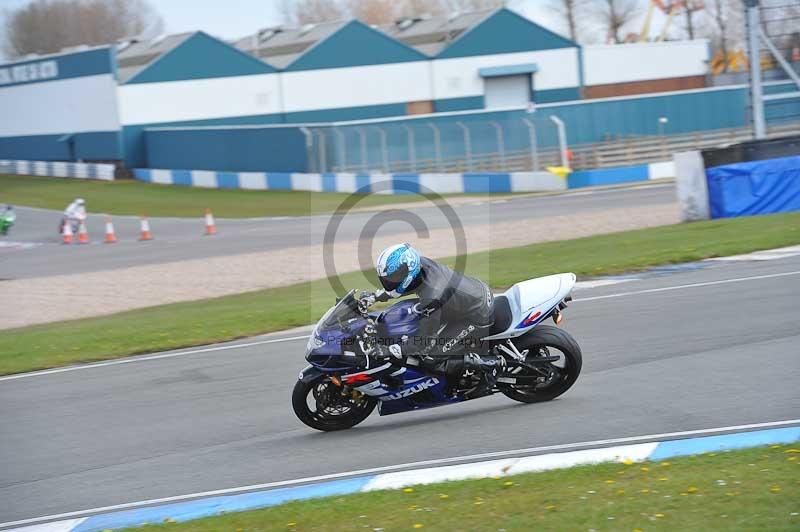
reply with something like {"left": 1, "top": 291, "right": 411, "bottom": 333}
{"left": 706, "top": 155, "right": 800, "bottom": 218}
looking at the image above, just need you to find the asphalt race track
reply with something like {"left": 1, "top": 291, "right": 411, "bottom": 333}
{"left": 0, "top": 184, "right": 674, "bottom": 279}
{"left": 1, "top": 255, "right": 798, "bottom": 526}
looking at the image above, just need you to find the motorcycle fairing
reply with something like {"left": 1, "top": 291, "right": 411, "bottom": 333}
{"left": 482, "top": 273, "right": 576, "bottom": 341}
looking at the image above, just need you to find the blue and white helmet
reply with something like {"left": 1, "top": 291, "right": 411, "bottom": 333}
{"left": 376, "top": 243, "right": 421, "bottom": 297}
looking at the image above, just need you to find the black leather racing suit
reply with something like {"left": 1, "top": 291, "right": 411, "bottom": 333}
{"left": 405, "top": 257, "right": 495, "bottom": 366}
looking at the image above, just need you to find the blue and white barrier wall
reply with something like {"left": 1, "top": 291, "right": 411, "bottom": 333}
{"left": 0, "top": 159, "right": 115, "bottom": 180}
{"left": 133, "top": 169, "right": 566, "bottom": 194}
{"left": 567, "top": 160, "right": 674, "bottom": 189}
{"left": 675, "top": 137, "right": 800, "bottom": 220}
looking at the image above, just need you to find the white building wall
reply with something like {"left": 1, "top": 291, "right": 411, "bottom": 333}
{"left": 431, "top": 48, "right": 580, "bottom": 101}
{"left": 118, "top": 73, "right": 282, "bottom": 125}
{"left": 583, "top": 40, "right": 709, "bottom": 86}
{"left": 280, "top": 61, "right": 431, "bottom": 113}
{"left": 0, "top": 74, "right": 119, "bottom": 136}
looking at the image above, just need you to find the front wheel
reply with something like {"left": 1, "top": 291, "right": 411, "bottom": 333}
{"left": 500, "top": 325, "right": 582, "bottom": 404}
{"left": 292, "top": 377, "right": 377, "bottom": 432}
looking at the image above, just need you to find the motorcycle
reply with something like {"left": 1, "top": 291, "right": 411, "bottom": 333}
{"left": 293, "top": 273, "right": 582, "bottom": 431}
{"left": 0, "top": 208, "right": 15, "bottom": 236}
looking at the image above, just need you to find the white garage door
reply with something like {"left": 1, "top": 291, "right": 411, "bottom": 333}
{"left": 484, "top": 75, "right": 530, "bottom": 109}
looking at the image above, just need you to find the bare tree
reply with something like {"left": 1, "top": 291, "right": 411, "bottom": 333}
{"left": 3, "top": 0, "right": 163, "bottom": 58}
{"left": 681, "top": 0, "right": 705, "bottom": 40}
{"left": 547, "top": 0, "right": 585, "bottom": 42}
{"left": 591, "top": 0, "right": 641, "bottom": 43}
{"left": 347, "top": 0, "right": 397, "bottom": 24}
{"left": 280, "top": 0, "right": 348, "bottom": 25}
{"left": 704, "top": 0, "right": 744, "bottom": 71}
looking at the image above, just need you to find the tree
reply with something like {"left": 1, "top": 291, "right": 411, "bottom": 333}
{"left": 681, "top": 0, "right": 704, "bottom": 40}
{"left": 3, "top": 0, "right": 163, "bottom": 59}
{"left": 347, "top": 0, "right": 397, "bottom": 24}
{"left": 705, "top": 0, "right": 744, "bottom": 71}
{"left": 280, "top": 0, "right": 348, "bottom": 25}
{"left": 591, "top": 0, "right": 641, "bottom": 43}
{"left": 547, "top": 0, "right": 585, "bottom": 43}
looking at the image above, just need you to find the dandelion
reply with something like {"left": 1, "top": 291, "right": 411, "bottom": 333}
{"left": 504, "top": 481, "right": 514, "bottom": 487}
{"left": 788, "top": 456, "right": 797, "bottom": 462}
{"left": 770, "top": 486, "right": 782, "bottom": 493}
{"left": 605, "top": 480, "right": 616, "bottom": 484}
{"left": 785, "top": 449, "right": 800, "bottom": 453}
{"left": 640, "top": 489, "right": 650, "bottom": 493}
{"left": 439, "top": 494, "right": 449, "bottom": 499}
{"left": 287, "top": 523, "right": 297, "bottom": 528}
{"left": 659, "top": 477, "right": 669, "bottom": 481}
{"left": 655, "top": 513, "right": 665, "bottom": 518}
{"left": 771, "top": 445, "right": 782, "bottom": 449}
{"left": 622, "top": 458, "right": 634, "bottom": 465}
{"left": 413, "top": 524, "right": 424, "bottom": 529}
{"left": 474, "top": 501, "right": 484, "bottom": 506}
{"left": 661, "top": 461, "right": 670, "bottom": 466}
{"left": 616, "top": 489, "right": 626, "bottom": 495}
{"left": 687, "top": 486, "right": 699, "bottom": 493}
{"left": 408, "top": 505, "right": 418, "bottom": 510}
{"left": 545, "top": 504, "right": 556, "bottom": 510}
{"left": 640, "top": 466, "right": 649, "bottom": 472}
{"left": 403, "top": 488, "right": 414, "bottom": 493}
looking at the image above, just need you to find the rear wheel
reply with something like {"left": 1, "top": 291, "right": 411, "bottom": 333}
{"left": 500, "top": 325, "right": 582, "bottom": 404}
{"left": 292, "top": 377, "right": 377, "bottom": 432}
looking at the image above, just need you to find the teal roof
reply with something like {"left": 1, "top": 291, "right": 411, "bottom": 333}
{"left": 285, "top": 20, "right": 427, "bottom": 72}
{"left": 125, "top": 32, "right": 275, "bottom": 84}
{"left": 437, "top": 8, "right": 577, "bottom": 59}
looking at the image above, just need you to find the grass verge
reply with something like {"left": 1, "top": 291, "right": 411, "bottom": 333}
{"left": 1, "top": 211, "right": 799, "bottom": 375}
{"left": 0, "top": 174, "right": 434, "bottom": 217}
{"left": 129, "top": 444, "right": 799, "bottom": 531}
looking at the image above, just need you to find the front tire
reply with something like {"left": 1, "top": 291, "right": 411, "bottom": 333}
{"left": 500, "top": 325, "right": 582, "bottom": 404}
{"left": 292, "top": 377, "right": 377, "bottom": 432}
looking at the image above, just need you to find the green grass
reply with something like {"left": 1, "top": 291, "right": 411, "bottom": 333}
{"left": 0, "top": 174, "right": 435, "bottom": 217}
{"left": 1, "top": 211, "right": 798, "bottom": 375}
{"left": 129, "top": 444, "right": 800, "bottom": 531}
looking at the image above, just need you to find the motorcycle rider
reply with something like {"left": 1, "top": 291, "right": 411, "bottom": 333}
{"left": 364, "top": 243, "right": 504, "bottom": 391}
{"left": 0, "top": 205, "right": 15, "bottom": 235}
{"left": 62, "top": 198, "right": 86, "bottom": 232}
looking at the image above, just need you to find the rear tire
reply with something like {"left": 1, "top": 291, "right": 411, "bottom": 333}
{"left": 292, "top": 377, "right": 377, "bottom": 432}
{"left": 500, "top": 325, "right": 582, "bottom": 404}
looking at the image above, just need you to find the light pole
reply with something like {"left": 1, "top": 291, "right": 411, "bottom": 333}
{"left": 658, "top": 116, "right": 669, "bottom": 158}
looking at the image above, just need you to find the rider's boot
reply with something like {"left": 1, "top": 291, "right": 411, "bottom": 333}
{"left": 464, "top": 353, "right": 505, "bottom": 396}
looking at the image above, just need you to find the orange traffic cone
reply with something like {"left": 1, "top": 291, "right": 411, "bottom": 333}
{"left": 204, "top": 208, "right": 217, "bottom": 236}
{"left": 62, "top": 221, "right": 74, "bottom": 244}
{"left": 104, "top": 216, "right": 117, "bottom": 244}
{"left": 139, "top": 216, "right": 153, "bottom": 241}
{"left": 77, "top": 220, "right": 89, "bottom": 244}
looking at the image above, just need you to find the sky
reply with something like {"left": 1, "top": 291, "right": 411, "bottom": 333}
{"left": 0, "top": 0, "right": 676, "bottom": 61}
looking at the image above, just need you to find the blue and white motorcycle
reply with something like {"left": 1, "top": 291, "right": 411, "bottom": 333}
{"left": 293, "top": 274, "right": 582, "bottom": 431}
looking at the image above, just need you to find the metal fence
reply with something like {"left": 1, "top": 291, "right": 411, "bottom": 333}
{"left": 306, "top": 115, "right": 800, "bottom": 174}
{"left": 305, "top": 113, "right": 569, "bottom": 174}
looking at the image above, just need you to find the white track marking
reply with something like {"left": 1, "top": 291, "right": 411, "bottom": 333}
{"left": 705, "top": 245, "right": 800, "bottom": 262}
{"left": 0, "top": 335, "right": 310, "bottom": 383}
{"left": 574, "top": 278, "right": 634, "bottom": 290}
{"left": 2, "top": 419, "right": 797, "bottom": 530}
{"left": 577, "top": 270, "right": 800, "bottom": 302}
{"left": 2, "top": 269, "right": 798, "bottom": 383}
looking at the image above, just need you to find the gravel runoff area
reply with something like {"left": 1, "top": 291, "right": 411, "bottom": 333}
{"left": 2, "top": 203, "right": 679, "bottom": 329}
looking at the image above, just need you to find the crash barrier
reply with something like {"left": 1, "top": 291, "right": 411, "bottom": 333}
{"left": 0, "top": 159, "right": 115, "bottom": 180}
{"left": 567, "top": 160, "right": 674, "bottom": 189}
{"left": 133, "top": 169, "right": 567, "bottom": 194}
{"left": 26, "top": 423, "right": 800, "bottom": 532}
{"left": 675, "top": 136, "right": 800, "bottom": 221}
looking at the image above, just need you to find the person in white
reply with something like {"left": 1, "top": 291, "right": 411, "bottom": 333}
{"left": 62, "top": 198, "right": 86, "bottom": 232}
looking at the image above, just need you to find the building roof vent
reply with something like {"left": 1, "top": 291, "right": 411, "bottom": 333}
{"left": 299, "top": 23, "right": 315, "bottom": 36}
{"left": 398, "top": 18, "right": 415, "bottom": 30}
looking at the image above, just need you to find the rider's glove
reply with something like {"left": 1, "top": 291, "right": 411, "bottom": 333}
{"left": 375, "top": 289, "right": 391, "bottom": 303}
{"left": 357, "top": 291, "right": 376, "bottom": 314}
